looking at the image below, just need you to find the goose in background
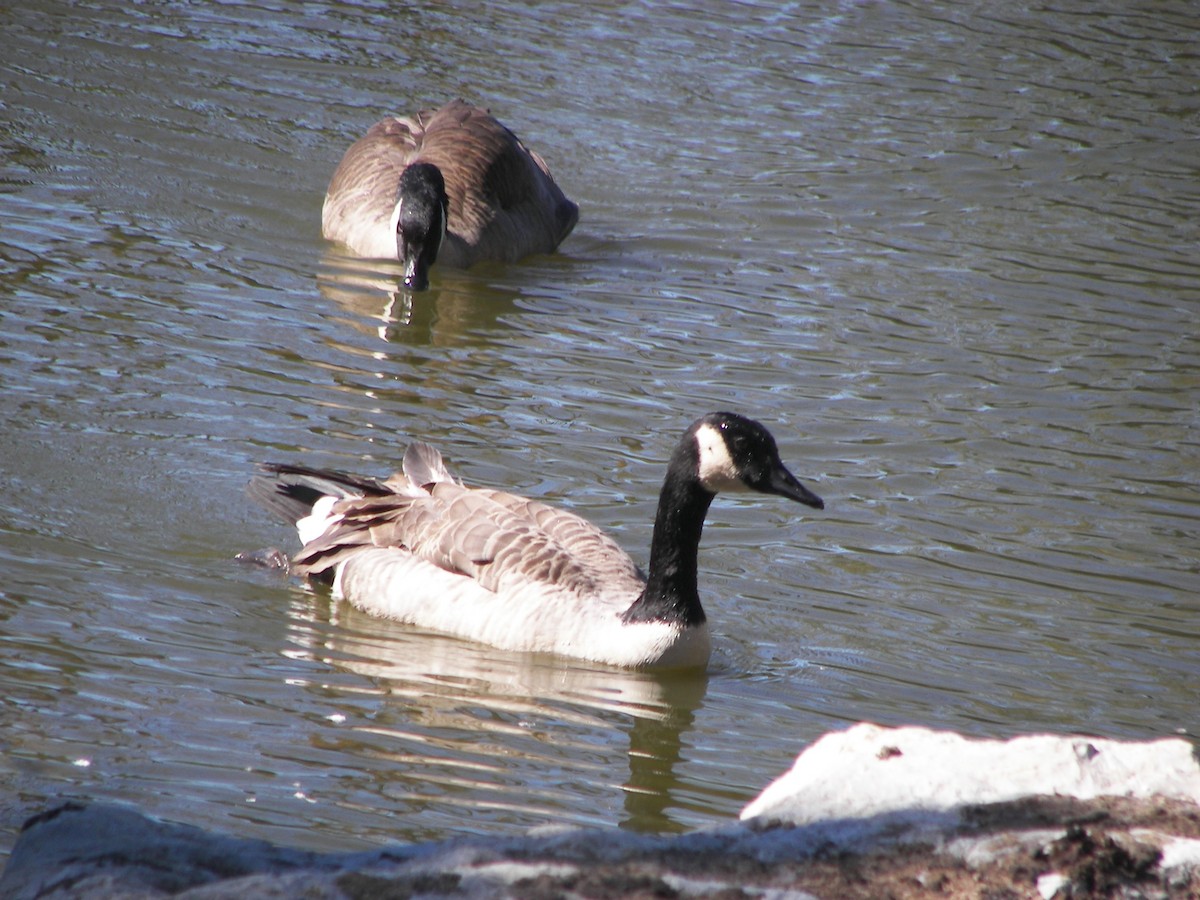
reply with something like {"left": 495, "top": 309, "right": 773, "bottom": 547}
{"left": 246, "top": 412, "right": 824, "bottom": 669}
{"left": 321, "top": 99, "right": 579, "bottom": 290}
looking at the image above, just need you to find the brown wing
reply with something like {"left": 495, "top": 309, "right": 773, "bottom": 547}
{"left": 321, "top": 115, "right": 424, "bottom": 253}
{"left": 413, "top": 100, "right": 578, "bottom": 263}
{"left": 294, "top": 480, "right": 642, "bottom": 600}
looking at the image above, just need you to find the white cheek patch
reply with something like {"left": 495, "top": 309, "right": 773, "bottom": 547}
{"left": 695, "top": 423, "right": 748, "bottom": 493}
{"left": 390, "top": 197, "right": 404, "bottom": 238}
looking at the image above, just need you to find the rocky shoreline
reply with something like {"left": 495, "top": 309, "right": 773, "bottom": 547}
{"left": 5, "top": 724, "right": 1198, "bottom": 899}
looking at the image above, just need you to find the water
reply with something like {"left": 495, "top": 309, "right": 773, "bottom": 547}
{"left": 2, "top": 0, "right": 1197, "bottom": 859}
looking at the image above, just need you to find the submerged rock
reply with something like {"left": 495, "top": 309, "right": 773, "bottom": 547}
{"left": 4, "top": 725, "right": 1199, "bottom": 899}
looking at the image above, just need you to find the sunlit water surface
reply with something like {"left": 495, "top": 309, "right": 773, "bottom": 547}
{"left": 2, "top": 0, "right": 1197, "bottom": 859}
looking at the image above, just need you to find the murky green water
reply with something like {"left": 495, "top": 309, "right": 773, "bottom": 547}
{"left": 2, "top": 0, "right": 1197, "bottom": 858}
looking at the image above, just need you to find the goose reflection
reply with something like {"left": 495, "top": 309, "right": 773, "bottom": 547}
{"left": 316, "top": 253, "right": 518, "bottom": 346}
{"left": 282, "top": 595, "right": 707, "bottom": 833}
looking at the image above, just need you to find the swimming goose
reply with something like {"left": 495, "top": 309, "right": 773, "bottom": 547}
{"left": 322, "top": 99, "right": 579, "bottom": 290}
{"left": 247, "top": 412, "right": 823, "bottom": 669}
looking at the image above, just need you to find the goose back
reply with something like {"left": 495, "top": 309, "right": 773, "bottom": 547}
{"left": 321, "top": 100, "right": 578, "bottom": 267}
{"left": 293, "top": 477, "right": 644, "bottom": 602}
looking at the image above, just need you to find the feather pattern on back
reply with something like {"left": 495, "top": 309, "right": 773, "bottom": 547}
{"left": 295, "top": 476, "right": 642, "bottom": 601}
{"left": 322, "top": 99, "right": 578, "bottom": 267}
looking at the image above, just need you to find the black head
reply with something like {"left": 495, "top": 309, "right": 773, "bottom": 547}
{"left": 392, "top": 162, "right": 449, "bottom": 291}
{"left": 687, "top": 411, "right": 824, "bottom": 509}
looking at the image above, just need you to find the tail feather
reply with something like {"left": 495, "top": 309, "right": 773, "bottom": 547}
{"left": 401, "top": 442, "right": 457, "bottom": 488}
{"left": 247, "top": 463, "right": 389, "bottom": 526}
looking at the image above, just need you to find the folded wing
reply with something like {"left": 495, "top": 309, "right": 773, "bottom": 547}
{"left": 292, "top": 446, "right": 644, "bottom": 603}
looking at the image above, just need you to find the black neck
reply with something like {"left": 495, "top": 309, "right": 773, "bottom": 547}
{"left": 621, "top": 453, "right": 715, "bottom": 628}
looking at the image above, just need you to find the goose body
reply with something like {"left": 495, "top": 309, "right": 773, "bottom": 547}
{"left": 247, "top": 413, "right": 824, "bottom": 669}
{"left": 322, "top": 99, "right": 578, "bottom": 289}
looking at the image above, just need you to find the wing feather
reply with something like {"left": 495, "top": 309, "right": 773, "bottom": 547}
{"left": 291, "top": 474, "right": 644, "bottom": 602}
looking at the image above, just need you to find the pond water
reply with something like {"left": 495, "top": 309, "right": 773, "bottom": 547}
{"left": 2, "top": 0, "right": 1197, "bottom": 858}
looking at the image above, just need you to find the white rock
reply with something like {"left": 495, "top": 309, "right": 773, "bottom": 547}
{"left": 741, "top": 723, "right": 1200, "bottom": 826}
{"left": 1036, "top": 871, "right": 1069, "bottom": 898}
{"left": 1159, "top": 835, "right": 1200, "bottom": 876}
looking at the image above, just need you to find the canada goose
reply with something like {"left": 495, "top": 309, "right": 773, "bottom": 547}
{"left": 322, "top": 99, "right": 579, "bottom": 290}
{"left": 246, "top": 412, "right": 824, "bottom": 669}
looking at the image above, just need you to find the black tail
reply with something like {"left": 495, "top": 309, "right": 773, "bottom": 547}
{"left": 246, "top": 463, "right": 389, "bottom": 526}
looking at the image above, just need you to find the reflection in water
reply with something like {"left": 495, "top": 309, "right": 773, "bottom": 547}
{"left": 621, "top": 674, "right": 706, "bottom": 833}
{"left": 316, "top": 253, "right": 519, "bottom": 346}
{"left": 282, "top": 594, "right": 708, "bottom": 833}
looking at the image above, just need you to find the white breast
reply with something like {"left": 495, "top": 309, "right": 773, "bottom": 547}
{"left": 333, "top": 548, "right": 710, "bottom": 668}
